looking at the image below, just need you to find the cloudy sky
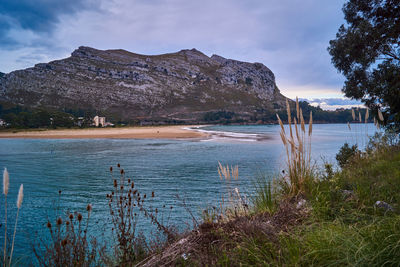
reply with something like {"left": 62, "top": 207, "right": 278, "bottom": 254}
{"left": 0, "top": 0, "right": 361, "bottom": 108}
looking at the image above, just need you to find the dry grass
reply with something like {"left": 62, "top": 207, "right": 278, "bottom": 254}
{"left": 276, "top": 97, "right": 314, "bottom": 196}
{"left": 212, "top": 163, "right": 248, "bottom": 222}
{"left": 137, "top": 195, "right": 310, "bottom": 266}
{"left": 1, "top": 168, "right": 24, "bottom": 267}
{"left": 105, "top": 164, "right": 177, "bottom": 266}
{"left": 32, "top": 193, "right": 100, "bottom": 267}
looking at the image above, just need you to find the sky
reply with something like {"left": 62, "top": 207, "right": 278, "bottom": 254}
{"left": 0, "top": 0, "right": 362, "bottom": 109}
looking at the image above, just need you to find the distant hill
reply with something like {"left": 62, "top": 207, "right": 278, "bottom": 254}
{"left": 0, "top": 46, "right": 287, "bottom": 123}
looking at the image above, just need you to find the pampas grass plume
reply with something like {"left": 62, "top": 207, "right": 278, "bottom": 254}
{"left": 352, "top": 109, "right": 355, "bottom": 121}
{"left": 3, "top": 168, "right": 9, "bottom": 196}
{"left": 378, "top": 110, "right": 384, "bottom": 121}
{"left": 17, "top": 184, "right": 23, "bottom": 209}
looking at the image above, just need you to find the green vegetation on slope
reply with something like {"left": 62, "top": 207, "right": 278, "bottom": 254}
{"left": 206, "top": 140, "right": 400, "bottom": 266}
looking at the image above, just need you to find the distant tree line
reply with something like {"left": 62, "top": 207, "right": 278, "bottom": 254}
{"left": 0, "top": 103, "right": 95, "bottom": 129}
{"left": 202, "top": 101, "right": 369, "bottom": 124}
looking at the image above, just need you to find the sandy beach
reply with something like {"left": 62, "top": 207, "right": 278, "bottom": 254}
{"left": 0, "top": 126, "right": 207, "bottom": 139}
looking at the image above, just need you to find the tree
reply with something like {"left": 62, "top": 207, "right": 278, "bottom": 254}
{"left": 328, "top": 0, "right": 400, "bottom": 131}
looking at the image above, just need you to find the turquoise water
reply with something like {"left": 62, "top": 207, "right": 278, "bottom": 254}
{"left": 0, "top": 123, "right": 377, "bottom": 261}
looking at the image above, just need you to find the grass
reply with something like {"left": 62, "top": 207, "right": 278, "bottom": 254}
{"left": 207, "top": 137, "right": 400, "bottom": 266}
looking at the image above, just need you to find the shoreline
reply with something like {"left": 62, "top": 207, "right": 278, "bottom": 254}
{"left": 0, "top": 125, "right": 208, "bottom": 139}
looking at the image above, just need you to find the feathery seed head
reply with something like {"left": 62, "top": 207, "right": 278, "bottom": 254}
{"left": 276, "top": 114, "right": 285, "bottom": 134}
{"left": 378, "top": 110, "right": 384, "bottom": 121}
{"left": 365, "top": 109, "right": 369, "bottom": 122}
{"left": 352, "top": 109, "right": 355, "bottom": 120}
{"left": 17, "top": 184, "right": 23, "bottom": 209}
{"left": 296, "top": 97, "right": 300, "bottom": 120}
{"left": 359, "top": 112, "right": 362, "bottom": 123}
{"left": 3, "top": 167, "right": 9, "bottom": 196}
{"left": 308, "top": 112, "right": 313, "bottom": 136}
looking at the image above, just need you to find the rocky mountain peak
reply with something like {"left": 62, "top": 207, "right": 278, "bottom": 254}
{"left": 0, "top": 46, "right": 287, "bottom": 122}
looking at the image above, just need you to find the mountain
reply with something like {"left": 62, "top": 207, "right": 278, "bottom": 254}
{"left": 0, "top": 46, "right": 287, "bottom": 123}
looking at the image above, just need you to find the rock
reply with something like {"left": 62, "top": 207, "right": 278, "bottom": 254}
{"left": 374, "top": 201, "right": 394, "bottom": 211}
{"left": 0, "top": 46, "right": 287, "bottom": 122}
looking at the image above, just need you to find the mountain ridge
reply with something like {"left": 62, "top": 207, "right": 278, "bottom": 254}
{"left": 0, "top": 46, "right": 287, "bottom": 122}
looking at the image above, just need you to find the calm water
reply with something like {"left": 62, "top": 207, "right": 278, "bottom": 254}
{"left": 0, "top": 123, "right": 377, "bottom": 261}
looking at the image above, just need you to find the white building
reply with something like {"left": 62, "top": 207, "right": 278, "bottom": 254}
{"left": 93, "top": 116, "right": 106, "bottom": 127}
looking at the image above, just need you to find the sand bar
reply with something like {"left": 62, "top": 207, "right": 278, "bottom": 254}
{"left": 0, "top": 126, "right": 208, "bottom": 139}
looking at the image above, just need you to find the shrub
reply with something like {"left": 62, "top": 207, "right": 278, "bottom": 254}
{"left": 335, "top": 142, "right": 359, "bottom": 168}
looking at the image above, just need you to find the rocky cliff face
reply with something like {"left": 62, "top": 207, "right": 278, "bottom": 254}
{"left": 0, "top": 46, "right": 287, "bottom": 121}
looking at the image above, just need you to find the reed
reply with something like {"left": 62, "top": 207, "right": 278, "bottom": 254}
{"left": 3, "top": 168, "right": 9, "bottom": 267}
{"left": 216, "top": 162, "right": 247, "bottom": 221}
{"left": 276, "top": 97, "right": 314, "bottom": 196}
{"left": 1, "top": 169, "right": 24, "bottom": 267}
{"left": 9, "top": 184, "right": 23, "bottom": 265}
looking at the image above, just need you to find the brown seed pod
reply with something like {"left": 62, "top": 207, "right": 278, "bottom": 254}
{"left": 87, "top": 204, "right": 92, "bottom": 212}
{"left": 47, "top": 221, "right": 52, "bottom": 228}
{"left": 110, "top": 166, "right": 113, "bottom": 172}
{"left": 57, "top": 217, "right": 63, "bottom": 225}
{"left": 77, "top": 213, "right": 82, "bottom": 221}
{"left": 120, "top": 169, "right": 124, "bottom": 174}
{"left": 69, "top": 214, "right": 74, "bottom": 220}
{"left": 117, "top": 163, "right": 120, "bottom": 168}
{"left": 152, "top": 191, "right": 155, "bottom": 198}
{"left": 113, "top": 180, "right": 117, "bottom": 187}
